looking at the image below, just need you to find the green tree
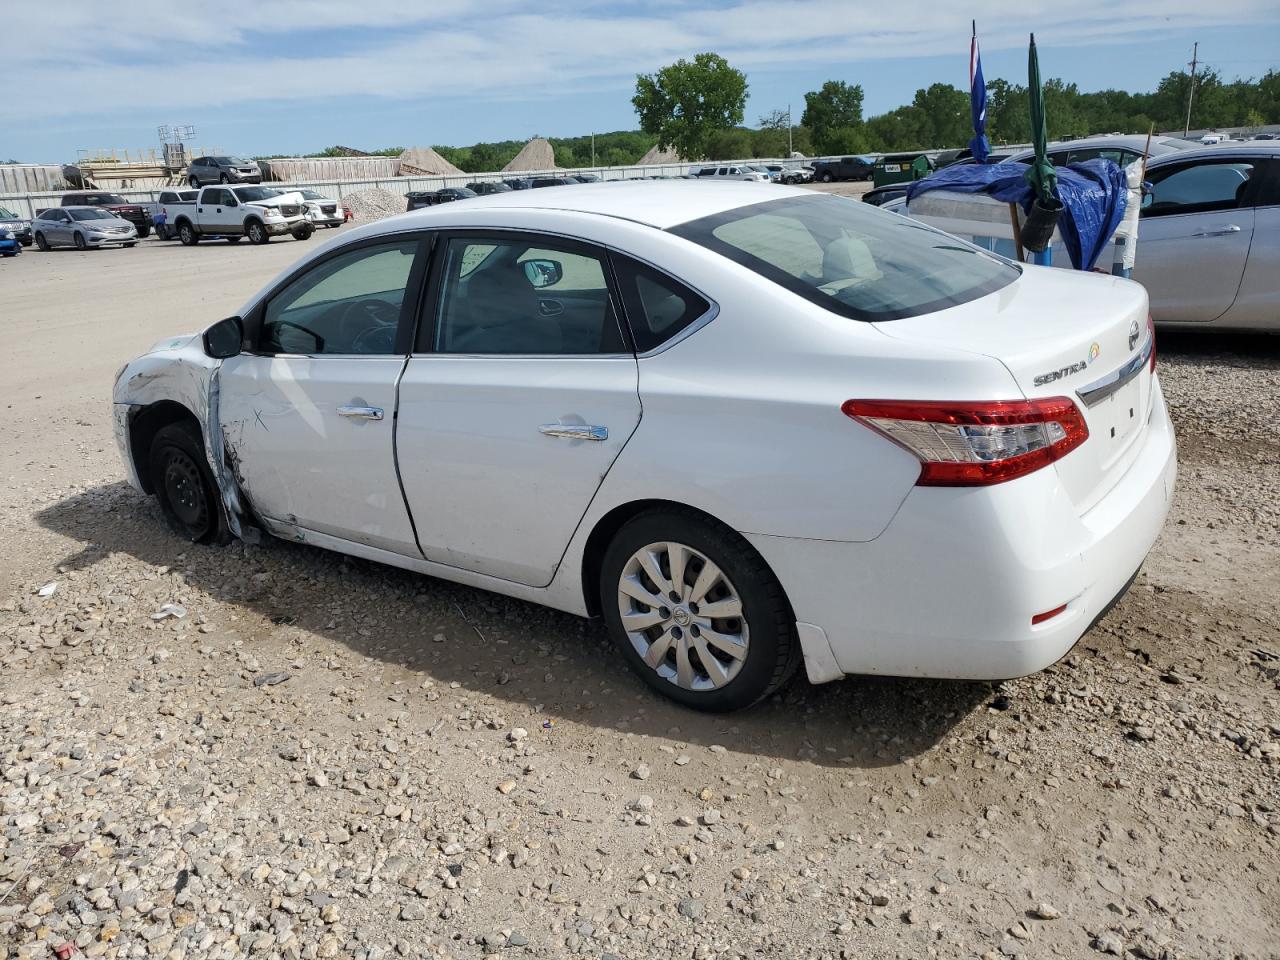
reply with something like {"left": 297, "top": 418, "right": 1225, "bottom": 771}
{"left": 705, "top": 127, "right": 754, "bottom": 160}
{"left": 632, "top": 53, "right": 748, "bottom": 161}
{"left": 801, "top": 81, "right": 865, "bottom": 154}
{"left": 911, "top": 83, "right": 971, "bottom": 147}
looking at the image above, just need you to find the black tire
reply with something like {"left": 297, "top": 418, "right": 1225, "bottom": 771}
{"left": 822, "top": 171, "right": 834, "bottom": 183}
{"left": 178, "top": 222, "right": 199, "bottom": 246}
{"left": 246, "top": 220, "right": 268, "bottom": 245}
{"left": 189, "top": 176, "right": 200, "bottom": 188}
{"left": 149, "top": 421, "right": 231, "bottom": 545}
{"left": 292, "top": 223, "right": 314, "bottom": 241}
{"left": 599, "top": 508, "right": 799, "bottom": 712}
{"left": 35, "top": 232, "right": 49, "bottom": 251}
{"left": 73, "top": 232, "right": 87, "bottom": 251}
{"left": 123, "top": 242, "right": 137, "bottom": 248}
{"left": 226, "top": 236, "right": 242, "bottom": 244}
{"left": 219, "top": 174, "right": 230, "bottom": 184}
{"left": 137, "top": 224, "right": 151, "bottom": 238}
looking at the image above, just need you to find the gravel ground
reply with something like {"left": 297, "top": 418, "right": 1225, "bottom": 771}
{"left": 1, "top": 231, "right": 1278, "bottom": 960}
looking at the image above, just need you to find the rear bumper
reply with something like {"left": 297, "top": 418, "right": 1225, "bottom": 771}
{"left": 749, "top": 378, "right": 1177, "bottom": 682}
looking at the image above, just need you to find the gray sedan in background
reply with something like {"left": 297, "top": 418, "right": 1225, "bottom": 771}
{"left": 1137, "top": 143, "right": 1279, "bottom": 330}
{"left": 33, "top": 207, "right": 138, "bottom": 250}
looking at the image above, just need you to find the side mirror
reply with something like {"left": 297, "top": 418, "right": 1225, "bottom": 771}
{"left": 523, "top": 258, "right": 563, "bottom": 289}
{"left": 203, "top": 316, "right": 243, "bottom": 359}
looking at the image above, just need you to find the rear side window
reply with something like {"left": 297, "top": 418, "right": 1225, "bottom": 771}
{"left": 613, "top": 258, "right": 711, "bottom": 352}
{"left": 670, "top": 194, "right": 1019, "bottom": 322}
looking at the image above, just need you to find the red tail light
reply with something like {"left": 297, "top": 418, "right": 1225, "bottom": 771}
{"left": 1032, "top": 603, "right": 1068, "bottom": 625}
{"left": 842, "top": 397, "right": 1089, "bottom": 487}
{"left": 1147, "top": 314, "right": 1156, "bottom": 373}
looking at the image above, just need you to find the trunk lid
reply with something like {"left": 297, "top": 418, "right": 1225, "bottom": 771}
{"left": 873, "top": 266, "right": 1155, "bottom": 513}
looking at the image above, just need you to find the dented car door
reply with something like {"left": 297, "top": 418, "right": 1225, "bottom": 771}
{"left": 218, "top": 237, "right": 428, "bottom": 555}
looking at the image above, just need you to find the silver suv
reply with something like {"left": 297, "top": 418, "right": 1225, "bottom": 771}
{"left": 187, "top": 156, "right": 262, "bottom": 187}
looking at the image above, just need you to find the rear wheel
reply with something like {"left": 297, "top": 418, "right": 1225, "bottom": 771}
{"left": 178, "top": 222, "right": 199, "bottom": 246}
{"left": 73, "top": 232, "right": 87, "bottom": 251}
{"left": 148, "top": 421, "right": 231, "bottom": 544}
{"left": 246, "top": 220, "right": 268, "bottom": 245}
{"left": 35, "top": 232, "right": 49, "bottom": 251}
{"left": 600, "top": 509, "right": 798, "bottom": 711}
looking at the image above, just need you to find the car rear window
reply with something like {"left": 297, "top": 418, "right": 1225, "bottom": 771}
{"left": 669, "top": 194, "right": 1019, "bottom": 322}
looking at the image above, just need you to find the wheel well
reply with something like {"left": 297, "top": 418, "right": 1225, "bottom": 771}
{"left": 174, "top": 216, "right": 192, "bottom": 228}
{"left": 579, "top": 499, "right": 783, "bottom": 618}
{"left": 128, "top": 401, "right": 201, "bottom": 494}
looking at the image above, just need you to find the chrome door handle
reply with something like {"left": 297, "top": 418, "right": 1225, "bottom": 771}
{"left": 1192, "top": 224, "right": 1241, "bottom": 237}
{"left": 337, "top": 405, "right": 383, "bottom": 421}
{"left": 539, "top": 424, "right": 608, "bottom": 441}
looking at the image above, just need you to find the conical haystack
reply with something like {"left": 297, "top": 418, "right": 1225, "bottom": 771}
{"left": 638, "top": 143, "right": 683, "bottom": 165}
{"left": 398, "top": 147, "right": 465, "bottom": 177}
{"left": 503, "top": 138, "right": 557, "bottom": 172}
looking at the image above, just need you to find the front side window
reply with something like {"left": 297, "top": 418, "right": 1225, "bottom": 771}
{"left": 671, "top": 194, "right": 1019, "bottom": 322}
{"left": 1143, "top": 159, "right": 1260, "bottom": 217}
{"left": 0, "top": 207, "right": 18, "bottom": 218}
{"left": 202, "top": 188, "right": 229, "bottom": 205}
{"left": 430, "top": 237, "right": 623, "bottom": 355}
{"left": 261, "top": 241, "right": 419, "bottom": 355}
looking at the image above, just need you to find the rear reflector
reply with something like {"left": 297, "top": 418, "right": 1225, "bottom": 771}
{"left": 842, "top": 397, "right": 1089, "bottom": 486}
{"left": 1147, "top": 314, "right": 1157, "bottom": 373}
{"left": 1032, "top": 603, "right": 1069, "bottom": 625}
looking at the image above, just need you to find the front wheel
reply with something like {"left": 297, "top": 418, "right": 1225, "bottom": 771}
{"left": 292, "top": 223, "right": 314, "bottom": 241}
{"left": 600, "top": 509, "right": 798, "bottom": 711}
{"left": 73, "top": 232, "right": 87, "bottom": 250}
{"left": 137, "top": 224, "right": 151, "bottom": 238}
{"left": 123, "top": 242, "right": 137, "bottom": 248}
{"left": 246, "top": 220, "right": 268, "bottom": 245}
{"left": 35, "top": 232, "right": 49, "bottom": 251}
{"left": 219, "top": 174, "right": 230, "bottom": 184}
{"left": 148, "top": 421, "right": 231, "bottom": 544}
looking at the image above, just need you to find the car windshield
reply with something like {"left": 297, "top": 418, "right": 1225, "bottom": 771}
{"left": 670, "top": 194, "right": 1019, "bottom": 322}
{"left": 232, "top": 186, "right": 281, "bottom": 202}
{"left": 70, "top": 208, "right": 116, "bottom": 221}
{"left": 0, "top": 207, "right": 18, "bottom": 219}
{"left": 454, "top": 188, "right": 477, "bottom": 197}
{"left": 299, "top": 190, "right": 325, "bottom": 199}
{"left": 79, "top": 194, "right": 126, "bottom": 205}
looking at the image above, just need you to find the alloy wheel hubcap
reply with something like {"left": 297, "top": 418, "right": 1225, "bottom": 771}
{"left": 617, "top": 541, "right": 749, "bottom": 692}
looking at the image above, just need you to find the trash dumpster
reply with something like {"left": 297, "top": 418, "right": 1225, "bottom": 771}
{"left": 873, "top": 152, "right": 933, "bottom": 188}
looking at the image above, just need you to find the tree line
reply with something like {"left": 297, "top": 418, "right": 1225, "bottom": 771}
{"left": 295, "top": 55, "right": 1280, "bottom": 170}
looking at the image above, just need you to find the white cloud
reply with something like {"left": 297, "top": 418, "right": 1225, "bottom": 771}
{"left": 6, "top": 0, "right": 1278, "bottom": 123}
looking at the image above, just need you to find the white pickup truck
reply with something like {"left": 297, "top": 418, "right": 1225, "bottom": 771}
{"left": 169, "top": 185, "right": 313, "bottom": 246}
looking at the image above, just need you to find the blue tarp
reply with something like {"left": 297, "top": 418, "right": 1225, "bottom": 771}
{"left": 905, "top": 159, "right": 1128, "bottom": 271}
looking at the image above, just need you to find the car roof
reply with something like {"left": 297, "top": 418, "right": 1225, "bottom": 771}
{"left": 394, "top": 180, "right": 809, "bottom": 229}
{"left": 1145, "top": 141, "right": 1280, "bottom": 165}
{"left": 53, "top": 205, "right": 121, "bottom": 212}
{"left": 1007, "top": 134, "right": 1195, "bottom": 162}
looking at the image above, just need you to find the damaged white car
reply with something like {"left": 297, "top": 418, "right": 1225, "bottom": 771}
{"left": 114, "top": 183, "right": 1176, "bottom": 711}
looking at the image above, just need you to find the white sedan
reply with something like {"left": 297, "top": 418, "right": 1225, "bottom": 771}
{"left": 113, "top": 182, "right": 1177, "bottom": 711}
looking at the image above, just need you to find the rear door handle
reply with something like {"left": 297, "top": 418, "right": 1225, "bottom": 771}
{"left": 1192, "top": 224, "right": 1241, "bottom": 237}
{"left": 539, "top": 424, "right": 607, "bottom": 441}
{"left": 337, "top": 405, "right": 383, "bottom": 421}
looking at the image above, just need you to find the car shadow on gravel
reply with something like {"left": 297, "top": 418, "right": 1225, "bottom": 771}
{"left": 38, "top": 482, "right": 992, "bottom": 769}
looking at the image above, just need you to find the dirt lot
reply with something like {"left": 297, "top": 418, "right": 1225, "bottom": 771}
{"left": 1, "top": 219, "right": 1278, "bottom": 960}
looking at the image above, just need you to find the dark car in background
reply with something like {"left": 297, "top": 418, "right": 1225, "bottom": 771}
{"left": 571, "top": 173, "right": 602, "bottom": 183}
{"left": 810, "top": 156, "right": 874, "bottom": 182}
{"left": 0, "top": 205, "right": 33, "bottom": 247}
{"left": 861, "top": 182, "right": 911, "bottom": 207}
{"left": 58, "top": 191, "right": 151, "bottom": 238}
{"left": 530, "top": 177, "right": 578, "bottom": 188}
{"left": 405, "top": 187, "right": 477, "bottom": 211}
{"left": 187, "top": 156, "right": 263, "bottom": 187}
{"left": 467, "top": 181, "right": 513, "bottom": 196}
{"left": 502, "top": 178, "right": 533, "bottom": 190}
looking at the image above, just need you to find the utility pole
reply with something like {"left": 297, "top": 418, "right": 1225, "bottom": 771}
{"left": 1183, "top": 42, "right": 1198, "bottom": 137}
{"left": 787, "top": 104, "right": 793, "bottom": 156}
{"left": 591, "top": 132, "right": 596, "bottom": 167}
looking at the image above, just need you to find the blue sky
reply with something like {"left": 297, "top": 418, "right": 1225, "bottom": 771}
{"left": 7, "top": 1, "right": 1279, "bottom": 163}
